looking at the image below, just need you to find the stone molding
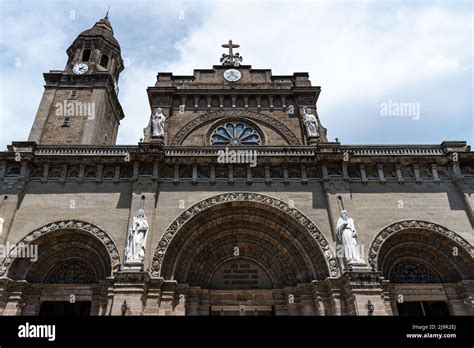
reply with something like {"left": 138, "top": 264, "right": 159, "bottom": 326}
{"left": 0, "top": 220, "right": 121, "bottom": 277}
{"left": 170, "top": 110, "right": 301, "bottom": 146}
{"left": 368, "top": 220, "right": 473, "bottom": 267}
{"left": 151, "top": 192, "right": 339, "bottom": 278}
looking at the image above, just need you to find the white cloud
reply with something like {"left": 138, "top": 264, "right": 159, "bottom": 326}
{"left": 0, "top": 1, "right": 472, "bottom": 148}
{"left": 160, "top": 3, "right": 468, "bottom": 100}
{"left": 117, "top": 64, "right": 156, "bottom": 143}
{"left": 134, "top": 1, "right": 470, "bottom": 144}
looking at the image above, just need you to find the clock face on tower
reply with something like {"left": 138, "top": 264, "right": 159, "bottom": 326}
{"left": 73, "top": 63, "right": 89, "bottom": 75}
{"left": 223, "top": 69, "right": 241, "bottom": 82}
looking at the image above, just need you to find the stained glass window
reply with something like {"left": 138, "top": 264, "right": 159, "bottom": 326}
{"left": 210, "top": 122, "right": 261, "bottom": 146}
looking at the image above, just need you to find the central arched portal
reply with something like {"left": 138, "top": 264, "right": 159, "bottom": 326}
{"left": 154, "top": 193, "right": 336, "bottom": 315}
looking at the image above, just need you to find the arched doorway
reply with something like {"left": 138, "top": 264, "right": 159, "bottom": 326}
{"left": 369, "top": 220, "right": 474, "bottom": 316}
{"left": 152, "top": 192, "right": 338, "bottom": 315}
{"left": 0, "top": 220, "right": 120, "bottom": 316}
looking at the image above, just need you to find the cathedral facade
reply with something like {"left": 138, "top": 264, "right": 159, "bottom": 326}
{"left": 0, "top": 17, "right": 473, "bottom": 316}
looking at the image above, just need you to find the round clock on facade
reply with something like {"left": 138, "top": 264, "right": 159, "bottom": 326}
{"left": 223, "top": 69, "right": 241, "bottom": 82}
{"left": 73, "top": 63, "right": 89, "bottom": 75}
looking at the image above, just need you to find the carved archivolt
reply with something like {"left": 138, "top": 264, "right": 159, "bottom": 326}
{"left": 0, "top": 220, "right": 121, "bottom": 277}
{"left": 368, "top": 220, "right": 473, "bottom": 266}
{"left": 171, "top": 110, "right": 301, "bottom": 145}
{"left": 151, "top": 192, "right": 339, "bottom": 278}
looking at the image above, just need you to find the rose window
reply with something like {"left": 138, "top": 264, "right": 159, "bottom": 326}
{"left": 210, "top": 121, "right": 261, "bottom": 146}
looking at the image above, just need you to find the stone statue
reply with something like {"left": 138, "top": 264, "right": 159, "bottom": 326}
{"left": 125, "top": 209, "right": 149, "bottom": 263}
{"left": 220, "top": 53, "right": 232, "bottom": 65}
{"left": 232, "top": 53, "right": 243, "bottom": 67}
{"left": 336, "top": 210, "right": 365, "bottom": 265}
{"left": 151, "top": 108, "right": 166, "bottom": 137}
{"left": 303, "top": 108, "right": 319, "bottom": 138}
{"left": 220, "top": 40, "right": 243, "bottom": 67}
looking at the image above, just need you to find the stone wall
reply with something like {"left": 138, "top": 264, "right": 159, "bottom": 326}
{"left": 1, "top": 175, "right": 472, "bottom": 272}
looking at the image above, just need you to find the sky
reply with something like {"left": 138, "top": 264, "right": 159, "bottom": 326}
{"left": 0, "top": 0, "right": 472, "bottom": 148}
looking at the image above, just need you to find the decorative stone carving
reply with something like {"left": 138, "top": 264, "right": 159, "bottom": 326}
{"left": 45, "top": 260, "right": 96, "bottom": 284}
{"left": 336, "top": 210, "right": 366, "bottom": 266}
{"left": 389, "top": 260, "right": 440, "bottom": 284}
{"left": 344, "top": 270, "right": 382, "bottom": 286}
{"left": 220, "top": 40, "right": 243, "bottom": 67}
{"left": 171, "top": 110, "right": 301, "bottom": 146}
{"left": 0, "top": 220, "right": 121, "bottom": 276}
{"left": 151, "top": 108, "right": 166, "bottom": 137}
{"left": 114, "top": 271, "right": 148, "bottom": 285}
{"left": 151, "top": 192, "right": 339, "bottom": 278}
{"left": 125, "top": 209, "right": 149, "bottom": 264}
{"left": 368, "top": 220, "right": 474, "bottom": 267}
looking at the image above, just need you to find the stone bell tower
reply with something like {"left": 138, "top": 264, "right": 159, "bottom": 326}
{"left": 27, "top": 14, "right": 125, "bottom": 145}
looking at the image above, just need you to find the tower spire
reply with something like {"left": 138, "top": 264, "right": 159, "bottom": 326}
{"left": 105, "top": 5, "right": 110, "bottom": 19}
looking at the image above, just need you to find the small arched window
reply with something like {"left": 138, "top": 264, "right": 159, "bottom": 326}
{"left": 81, "top": 49, "right": 91, "bottom": 62}
{"left": 100, "top": 54, "right": 109, "bottom": 68}
{"left": 210, "top": 121, "right": 261, "bottom": 146}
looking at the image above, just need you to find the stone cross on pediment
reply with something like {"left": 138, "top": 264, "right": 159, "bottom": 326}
{"left": 220, "top": 40, "right": 243, "bottom": 67}
{"left": 223, "top": 40, "right": 239, "bottom": 56}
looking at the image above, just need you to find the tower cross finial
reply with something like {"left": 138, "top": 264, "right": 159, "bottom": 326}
{"left": 222, "top": 40, "right": 240, "bottom": 57}
{"left": 220, "top": 40, "right": 243, "bottom": 67}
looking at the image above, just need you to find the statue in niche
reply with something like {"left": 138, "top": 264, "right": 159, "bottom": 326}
{"left": 303, "top": 108, "right": 319, "bottom": 138}
{"left": 336, "top": 210, "right": 365, "bottom": 265}
{"left": 125, "top": 209, "right": 149, "bottom": 263}
{"left": 151, "top": 108, "right": 166, "bottom": 137}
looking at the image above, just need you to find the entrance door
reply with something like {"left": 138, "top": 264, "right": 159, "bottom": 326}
{"left": 39, "top": 301, "right": 92, "bottom": 316}
{"left": 396, "top": 301, "right": 450, "bottom": 316}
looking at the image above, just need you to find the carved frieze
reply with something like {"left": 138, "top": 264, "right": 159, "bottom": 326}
{"left": 151, "top": 192, "right": 339, "bottom": 278}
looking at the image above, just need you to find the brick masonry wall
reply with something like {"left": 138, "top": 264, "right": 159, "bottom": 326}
{"left": 30, "top": 88, "right": 118, "bottom": 146}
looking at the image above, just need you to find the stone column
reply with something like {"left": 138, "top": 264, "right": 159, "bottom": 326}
{"left": 158, "top": 280, "right": 178, "bottom": 316}
{"left": 311, "top": 280, "right": 330, "bottom": 315}
{"left": 2, "top": 289, "right": 25, "bottom": 315}
{"left": 173, "top": 284, "right": 189, "bottom": 316}
{"left": 142, "top": 277, "right": 163, "bottom": 315}
{"left": 284, "top": 287, "right": 300, "bottom": 315}
{"left": 341, "top": 270, "right": 388, "bottom": 316}
{"left": 271, "top": 289, "right": 287, "bottom": 315}
{"left": 325, "top": 279, "right": 344, "bottom": 315}
{"left": 380, "top": 280, "right": 394, "bottom": 316}
{"left": 296, "top": 283, "right": 316, "bottom": 315}
{"left": 110, "top": 271, "right": 148, "bottom": 315}
{"left": 21, "top": 287, "right": 41, "bottom": 315}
